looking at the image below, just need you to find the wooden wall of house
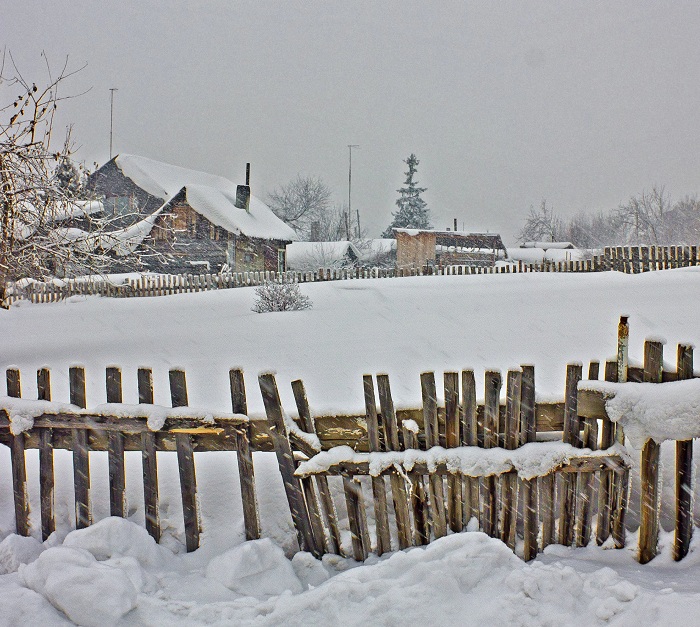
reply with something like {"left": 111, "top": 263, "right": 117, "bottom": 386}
{"left": 396, "top": 231, "right": 437, "bottom": 270}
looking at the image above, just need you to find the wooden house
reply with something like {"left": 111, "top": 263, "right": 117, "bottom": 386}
{"left": 394, "top": 228, "right": 508, "bottom": 270}
{"left": 88, "top": 154, "right": 297, "bottom": 274}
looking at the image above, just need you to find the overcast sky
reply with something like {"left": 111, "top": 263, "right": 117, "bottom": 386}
{"left": 4, "top": 0, "right": 700, "bottom": 242}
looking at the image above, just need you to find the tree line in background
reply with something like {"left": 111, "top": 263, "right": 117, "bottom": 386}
{"left": 520, "top": 187, "right": 700, "bottom": 248}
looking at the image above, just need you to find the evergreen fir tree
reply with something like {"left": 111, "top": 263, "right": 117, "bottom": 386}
{"left": 55, "top": 156, "right": 83, "bottom": 198}
{"left": 382, "top": 154, "right": 431, "bottom": 237}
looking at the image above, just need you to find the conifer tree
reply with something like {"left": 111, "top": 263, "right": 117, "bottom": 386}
{"left": 382, "top": 153, "right": 431, "bottom": 237}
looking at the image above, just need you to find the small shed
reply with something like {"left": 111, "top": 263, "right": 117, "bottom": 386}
{"left": 394, "top": 229, "right": 508, "bottom": 270}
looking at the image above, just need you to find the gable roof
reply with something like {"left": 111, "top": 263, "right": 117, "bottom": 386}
{"left": 110, "top": 154, "right": 297, "bottom": 241}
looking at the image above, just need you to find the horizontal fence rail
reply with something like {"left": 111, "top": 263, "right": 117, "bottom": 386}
{"left": 5, "top": 244, "right": 700, "bottom": 306}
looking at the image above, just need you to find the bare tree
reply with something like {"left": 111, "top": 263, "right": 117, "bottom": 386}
{"left": 518, "top": 200, "right": 565, "bottom": 243}
{"left": 614, "top": 185, "right": 671, "bottom": 245}
{"left": 0, "top": 52, "right": 159, "bottom": 306}
{"left": 267, "top": 175, "right": 333, "bottom": 240}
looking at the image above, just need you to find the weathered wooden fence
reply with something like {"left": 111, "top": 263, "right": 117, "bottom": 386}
{"left": 0, "top": 320, "right": 697, "bottom": 563}
{"left": 5, "top": 244, "right": 700, "bottom": 306}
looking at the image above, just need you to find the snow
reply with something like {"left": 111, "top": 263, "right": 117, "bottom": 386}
{"left": 581, "top": 378, "right": 700, "bottom": 448}
{"left": 0, "top": 396, "right": 243, "bottom": 433}
{"left": 3, "top": 268, "right": 700, "bottom": 623}
{"left": 286, "top": 241, "right": 361, "bottom": 270}
{"left": 295, "top": 442, "right": 629, "bottom": 481}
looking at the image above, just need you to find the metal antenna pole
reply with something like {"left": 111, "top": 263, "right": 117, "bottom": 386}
{"left": 348, "top": 144, "right": 359, "bottom": 239}
{"left": 109, "top": 88, "right": 118, "bottom": 159}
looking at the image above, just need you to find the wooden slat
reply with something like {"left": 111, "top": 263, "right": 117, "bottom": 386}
{"left": 444, "top": 372, "right": 462, "bottom": 533}
{"left": 259, "top": 373, "right": 318, "bottom": 555}
{"left": 500, "top": 370, "right": 521, "bottom": 550}
{"left": 6, "top": 369, "right": 29, "bottom": 537}
{"left": 403, "top": 423, "right": 429, "bottom": 545}
{"left": 69, "top": 367, "right": 91, "bottom": 529}
{"left": 420, "top": 372, "right": 446, "bottom": 539}
{"left": 520, "top": 365, "right": 536, "bottom": 445}
{"left": 483, "top": 371, "right": 501, "bottom": 537}
{"left": 540, "top": 473, "right": 555, "bottom": 549}
{"left": 596, "top": 359, "right": 617, "bottom": 546}
{"left": 138, "top": 368, "right": 160, "bottom": 541}
{"left": 522, "top": 477, "right": 538, "bottom": 560}
{"left": 106, "top": 367, "right": 127, "bottom": 518}
{"left": 377, "top": 374, "right": 413, "bottom": 549}
{"left": 576, "top": 362, "right": 599, "bottom": 547}
{"left": 674, "top": 344, "right": 694, "bottom": 561}
{"left": 639, "top": 339, "right": 663, "bottom": 563}
{"left": 461, "top": 370, "right": 479, "bottom": 524}
{"left": 558, "top": 363, "right": 582, "bottom": 547}
{"left": 230, "top": 369, "right": 261, "bottom": 542}
{"left": 169, "top": 369, "right": 200, "bottom": 552}
{"left": 343, "top": 477, "right": 370, "bottom": 561}
{"left": 363, "top": 375, "right": 391, "bottom": 555}
{"left": 37, "top": 368, "right": 55, "bottom": 540}
{"left": 290, "top": 379, "right": 326, "bottom": 556}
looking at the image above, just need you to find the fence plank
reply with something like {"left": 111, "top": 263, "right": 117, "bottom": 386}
{"left": 69, "top": 366, "right": 91, "bottom": 529}
{"left": 576, "top": 361, "right": 599, "bottom": 547}
{"left": 6, "top": 369, "right": 29, "bottom": 537}
{"left": 596, "top": 360, "right": 617, "bottom": 545}
{"left": 461, "top": 370, "right": 479, "bottom": 523}
{"left": 138, "top": 368, "right": 160, "bottom": 542}
{"left": 402, "top": 423, "right": 429, "bottom": 545}
{"left": 376, "top": 374, "right": 413, "bottom": 549}
{"left": 37, "top": 368, "right": 55, "bottom": 540}
{"left": 230, "top": 369, "right": 261, "bottom": 542}
{"left": 420, "top": 372, "right": 447, "bottom": 539}
{"left": 638, "top": 340, "right": 663, "bottom": 563}
{"left": 169, "top": 369, "right": 200, "bottom": 552}
{"left": 558, "top": 363, "right": 582, "bottom": 547}
{"left": 482, "top": 371, "right": 501, "bottom": 537}
{"left": 290, "top": 379, "right": 329, "bottom": 556}
{"left": 363, "top": 375, "right": 391, "bottom": 555}
{"left": 343, "top": 477, "right": 370, "bottom": 561}
{"left": 259, "top": 373, "right": 318, "bottom": 555}
{"left": 500, "top": 370, "right": 521, "bottom": 550}
{"left": 106, "top": 367, "right": 127, "bottom": 518}
{"left": 674, "top": 344, "right": 694, "bottom": 561}
{"left": 444, "top": 372, "right": 462, "bottom": 533}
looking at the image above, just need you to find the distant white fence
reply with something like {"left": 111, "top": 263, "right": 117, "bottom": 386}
{"left": 5, "top": 245, "right": 699, "bottom": 306}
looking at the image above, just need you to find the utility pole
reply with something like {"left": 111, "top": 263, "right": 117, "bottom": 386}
{"left": 348, "top": 144, "right": 359, "bottom": 239}
{"left": 109, "top": 88, "right": 118, "bottom": 159}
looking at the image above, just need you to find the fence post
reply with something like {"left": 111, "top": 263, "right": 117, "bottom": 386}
{"left": 638, "top": 339, "right": 664, "bottom": 563}
{"left": 6, "top": 369, "right": 29, "bottom": 537}
{"left": 106, "top": 367, "right": 127, "bottom": 519}
{"left": 674, "top": 344, "right": 694, "bottom": 561}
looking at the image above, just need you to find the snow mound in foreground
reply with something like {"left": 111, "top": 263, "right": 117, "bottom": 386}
{"left": 206, "top": 537, "right": 303, "bottom": 597}
{"left": 0, "top": 534, "right": 44, "bottom": 574}
{"left": 62, "top": 516, "right": 173, "bottom": 569}
{"left": 19, "top": 546, "right": 138, "bottom": 627}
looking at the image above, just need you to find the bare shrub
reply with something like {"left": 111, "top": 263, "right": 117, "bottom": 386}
{"left": 252, "top": 281, "right": 312, "bottom": 313}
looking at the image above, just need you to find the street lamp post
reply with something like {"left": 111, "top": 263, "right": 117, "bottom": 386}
{"left": 348, "top": 144, "right": 359, "bottom": 239}
{"left": 109, "top": 88, "right": 118, "bottom": 159}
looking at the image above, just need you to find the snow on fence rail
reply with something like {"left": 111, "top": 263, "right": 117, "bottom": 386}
{"left": 5, "top": 244, "right": 700, "bottom": 306}
{"left": 0, "top": 318, "right": 696, "bottom": 564}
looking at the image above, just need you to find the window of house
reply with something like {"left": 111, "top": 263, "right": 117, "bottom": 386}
{"left": 277, "top": 249, "right": 286, "bottom": 273}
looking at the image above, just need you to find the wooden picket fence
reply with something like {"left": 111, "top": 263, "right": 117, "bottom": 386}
{"left": 5, "top": 244, "right": 700, "bottom": 306}
{"left": 0, "top": 319, "right": 697, "bottom": 563}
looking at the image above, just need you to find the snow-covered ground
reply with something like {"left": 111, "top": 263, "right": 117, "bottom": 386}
{"left": 3, "top": 268, "right": 700, "bottom": 625}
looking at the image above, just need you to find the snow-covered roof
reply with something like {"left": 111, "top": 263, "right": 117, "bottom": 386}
{"left": 112, "top": 154, "right": 296, "bottom": 241}
{"left": 48, "top": 208, "right": 162, "bottom": 257}
{"left": 359, "top": 239, "right": 396, "bottom": 261}
{"left": 521, "top": 241, "right": 575, "bottom": 250}
{"left": 179, "top": 185, "right": 297, "bottom": 241}
{"left": 286, "top": 241, "right": 360, "bottom": 270}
